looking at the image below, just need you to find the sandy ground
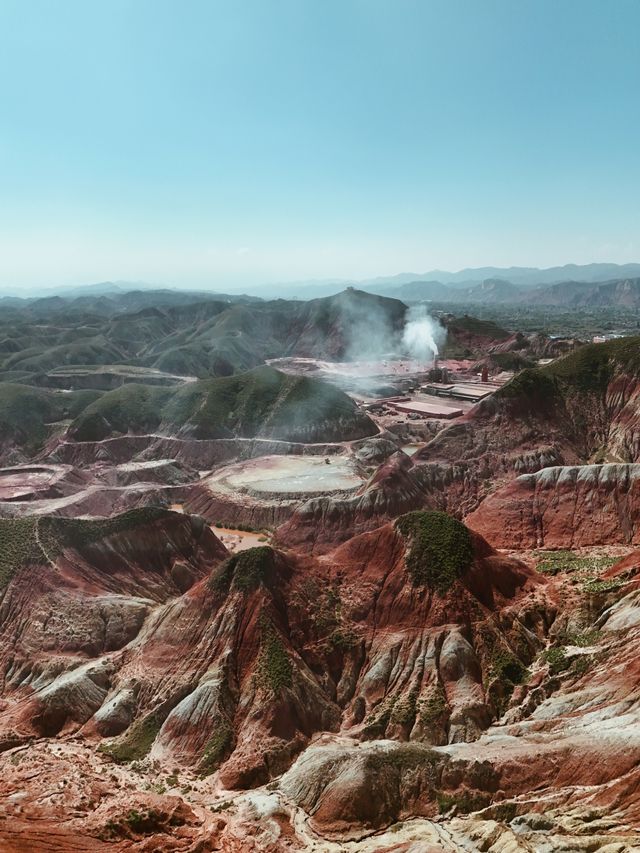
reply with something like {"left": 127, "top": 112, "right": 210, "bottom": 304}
{"left": 169, "top": 504, "right": 270, "bottom": 551}
{"left": 206, "top": 454, "right": 365, "bottom": 496}
{"left": 212, "top": 527, "right": 271, "bottom": 552}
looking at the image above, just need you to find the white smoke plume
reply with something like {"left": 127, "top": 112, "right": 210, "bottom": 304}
{"left": 401, "top": 305, "right": 446, "bottom": 361}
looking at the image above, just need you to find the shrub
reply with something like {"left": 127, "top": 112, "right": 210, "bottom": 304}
{"left": 490, "top": 648, "right": 527, "bottom": 686}
{"left": 582, "top": 578, "right": 624, "bottom": 594}
{"left": 0, "top": 518, "right": 41, "bottom": 589}
{"left": 571, "top": 655, "right": 592, "bottom": 677}
{"left": 536, "top": 551, "right": 617, "bottom": 576}
{"left": 390, "top": 687, "right": 419, "bottom": 728}
{"left": 436, "top": 789, "right": 488, "bottom": 815}
{"left": 418, "top": 684, "right": 448, "bottom": 730}
{"left": 256, "top": 620, "right": 292, "bottom": 694}
{"left": 328, "top": 627, "right": 357, "bottom": 650}
{"left": 543, "top": 646, "right": 569, "bottom": 675}
{"left": 199, "top": 721, "right": 233, "bottom": 776}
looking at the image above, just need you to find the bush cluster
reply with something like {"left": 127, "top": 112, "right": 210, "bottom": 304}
{"left": 395, "top": 511, "right": 473, "bottom": 593}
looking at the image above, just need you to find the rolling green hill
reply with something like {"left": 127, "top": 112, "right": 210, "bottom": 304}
{"left": 70, "top": 366, "right": 377, "bottom": 443}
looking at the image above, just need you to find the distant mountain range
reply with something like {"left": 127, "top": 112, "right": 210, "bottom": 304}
{"left": 367, "top": 275, "right": 640, "bottom": 308}
{"left": 386, "top": 262, "right": 640, "bottom": 288}
{"left": 4, "top": 263, "right": 640, "bottom": 308}
{"left": 256, "top": 263, "right": 640, "bottom": 299}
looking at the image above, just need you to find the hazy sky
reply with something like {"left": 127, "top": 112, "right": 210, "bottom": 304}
{"left": 1, "top": 0, "right": 639, "bottom": 290}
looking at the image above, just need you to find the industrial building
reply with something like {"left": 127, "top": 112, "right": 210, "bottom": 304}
{"left": 422, "top": 382, "right": 501, "bottom": 403}
{"left": 387, "top": 400, "right": 463, "bottom": 419}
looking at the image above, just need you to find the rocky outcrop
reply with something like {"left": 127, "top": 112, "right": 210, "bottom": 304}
{"left": 0, "top": 510, "right": 542, "bottom": 787}
{"left": 466, "top": 463, "right": 640, "bottom": 549}
{"left": 0, "top": 509, "right": 226, "bottom": 744}
{"left": 3, "top": 512, "right": 640, "bottom": 848}
{"left": 275, "top": 449, "right": 559, "bottom": 552}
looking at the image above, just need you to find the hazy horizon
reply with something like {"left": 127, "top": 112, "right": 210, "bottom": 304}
{"left": 2, "top": 0, "right": 639, "bottom": 291}
{"left": 5, "top": 260, "right": 640, "bottom": 299}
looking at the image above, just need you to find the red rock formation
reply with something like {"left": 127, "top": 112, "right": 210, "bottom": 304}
{"left": 277, "top": 341, "right": 640, "bottom": 551}
{"left": 2, "top": 513, "right": 640, "bottom": 848}
{"left": 0, "top": 510, "right": 543, "bottom": 790}
{"left": 0, "top": 509, "right": 226, "bottom": 747}
{"left": 466, "top": 463, "right": 640, "bottom": 549}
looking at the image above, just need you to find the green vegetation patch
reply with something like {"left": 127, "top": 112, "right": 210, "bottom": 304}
{"left": 71, "top": 384, "right": 171, "bottom": 440}
{"left": 395, "top": 511, "right": 473, "bottom": 594}
{"left": 363, "top": 743, "right": 440, "bottom": 774}
{"left": 449, "top": 316, "right": 511, "bottom": 340}
{"left": 556, "top": 628, "right": 601, "bottom": 647}
{"left": 209, "top": 546, "right": 276, "bottom": 595}
{"left": 582, "top": 577, "right": 624, "bottom": 594}
{"left": 99, "top": 712, "right": 162, "bottom": 764}
{"left": 102, "top": 807, "right": 168, "bottom": 839}
{"left": 497, "top": 336, "right": 640, "bottom": 407}
{"left": 41, "top": 507, "right": 167, "bottom": 551}
{"left": 363, "top": 696, "right": 396, "bottom": 738}
{"left": 543, "top": 646, "right": 569, "bottom": 676}
{"left": 256, "top": 619, "right": 293, "bottom": 695}
{"left": 436, "top": 789, "right": 489, "bottom": 815}
{"left": 495, "top": 367, "right": 559, "bottom": 404}
{"left": 328, "top": 626, "right": 357, "bottom": 650}
{"left": 199, "top": 720, "right": 233, "bottom": 776}
{"left": 0, "top": 518, "right": 41, "bottom": 589}
{"left": 64, "top": 364, "right": 375, "bottom": 442}
{"left": 418, "top": 684, "right": 448, "bottom": 731}
{"left": 490, "top": 351, "right": 535, "bottom": 371}
{"left": 0, "top": 383, "right": 97, "bottom": 454}
{"left": 484, "top": 641, "right": 528, "bottom": 715}
{"left": 571, "top": 655, "right": 596, "bottom": 678}
{"left": 389, "top": 686, "right": 419, "bottom": 729}
{"left": 164, "top": 365, "right": 375, "bottom": 442}
{"left": 0, "top": 507, "right": 186, "bottom": 591}
{"left": 490, "top": 647, "right": 527, "bottom": 686}
{"left": 535, "top": 550, "right": 617, "bottom": 576}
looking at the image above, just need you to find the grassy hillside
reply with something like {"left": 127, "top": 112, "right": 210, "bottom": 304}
{"left": 0, "top": 384, "right": 98, "bottom": 453}
{"left": 70, "top": 366, "right": 377, "bottom": 442}
{"left": 286, "top": 288, "right": 407, "bottom": 359}
{"left": 70, "top": 384, "right": 172, "bottom": 441}
{"left": 498, "top": 336, "right": 640, "bottom": 404}
{"left": 3, "top": 336, "right": 125, "bottom": 373}
{"left": 0, "top": 288, "right": 410, "bottom": 383}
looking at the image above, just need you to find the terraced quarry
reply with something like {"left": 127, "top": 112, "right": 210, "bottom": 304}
{"left": 2, "top": 288, "right": 640, "bottom": 851}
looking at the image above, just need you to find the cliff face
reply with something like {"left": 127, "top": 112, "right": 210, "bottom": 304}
{"left": 466, "top": 463, "right": 640, "bottom": 549}
{"left": 0, "top": 509, "right": 226, "bottom": 746}
{"left": 277, "top": 445, "right": 563, "bottom": 553}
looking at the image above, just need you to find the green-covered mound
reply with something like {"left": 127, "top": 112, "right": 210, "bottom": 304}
{"left": 395, "top": 510, "right": 473, "bottom": 594}
{"left": 209, "top": 546, "right": 277, "bottom": 595}
{"left": 442, "top": 315, "right": 511, "bottom": 358}
{"left": 71, "top": 366, "right": 377, "bottom": 443}
{"left": 69, "top": 384, "right": 172, "bottom": 440}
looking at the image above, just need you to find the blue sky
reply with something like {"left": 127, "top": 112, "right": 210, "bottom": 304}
{"left": 1, "top": 0, "right": 639, "bottom": 290}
